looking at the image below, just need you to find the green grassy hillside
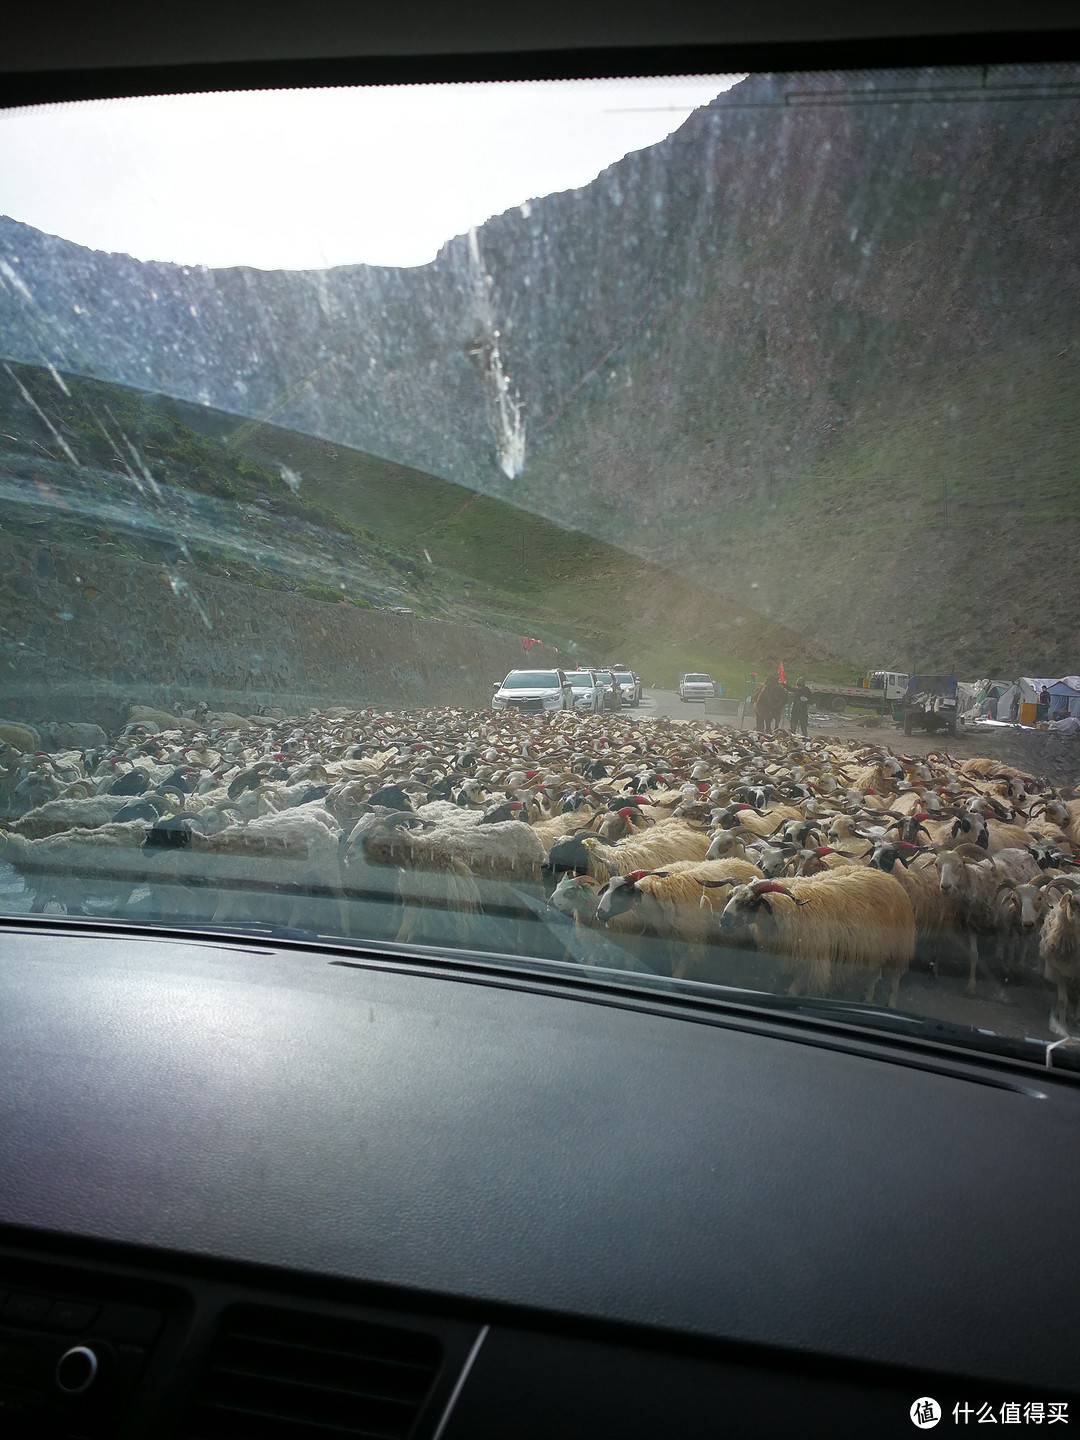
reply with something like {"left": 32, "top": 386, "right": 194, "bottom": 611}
{"left": 0, "top": 364, "right": 840, "bottom": 691}
{"left": 233, "top": 421, "right": 842, "bottom": 691}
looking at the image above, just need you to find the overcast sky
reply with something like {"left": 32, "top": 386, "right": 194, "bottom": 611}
{"left": 0, "top": 77, "right": 739, "bottom": 270}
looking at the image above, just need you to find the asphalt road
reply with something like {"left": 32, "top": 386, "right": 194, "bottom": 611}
{"left": 632, "top": 689, "right": 744, "bottom": 722}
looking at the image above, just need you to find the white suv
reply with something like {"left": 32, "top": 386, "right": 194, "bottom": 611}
{"left": 591, "top": 670, "right": 623, "bottom": 712}
{"left": 608, "top": 664, "right": 642, "bottom": 706}
{"left": 492, "top": 669, "right": 573, "bottom": 713}
{"left": 678, "top": 673, "right": 714, "bottom": 703}
{"left": 564, "top": 670, "right": 603, "bottom": 712}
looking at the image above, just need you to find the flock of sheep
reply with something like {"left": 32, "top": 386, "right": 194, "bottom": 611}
{"left": 2, "top": 703, "right": 1080, "bottom": 1035}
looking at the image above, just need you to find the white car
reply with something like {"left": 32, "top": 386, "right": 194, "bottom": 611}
{"left": 591, "top": 670, "right": 623, "bottom": 711}
{"left": 492, "top": 669, "right": 573, "bottom": 713}
{"left": 678, "top": 673, "right": 714, "bottom": 703}
{"left": 608, "top": 665, "right": 642, "bottom": 705}
{"left": 564, "top": 670, "right": 603, "bottom": 712}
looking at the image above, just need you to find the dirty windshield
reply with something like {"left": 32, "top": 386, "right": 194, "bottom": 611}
{"left": 2, "top": 67, "right": 1080, "bottom": 1057}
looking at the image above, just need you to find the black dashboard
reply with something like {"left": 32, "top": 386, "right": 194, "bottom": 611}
{"left": 3, "top": 921, "right": 1079, "bottom": 1437}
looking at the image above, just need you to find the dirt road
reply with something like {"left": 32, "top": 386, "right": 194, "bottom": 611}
{"left": 632, "top": 690, "right": 1079, "bottom": 782}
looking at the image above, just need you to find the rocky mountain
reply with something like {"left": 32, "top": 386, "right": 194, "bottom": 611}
{"left": 2, "top": 66, "right": 1079, "bottom": 672}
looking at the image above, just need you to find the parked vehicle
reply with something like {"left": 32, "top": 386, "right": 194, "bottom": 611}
{"left": 678, "top": 672, "right": 714, "bottom": 703}
{"left": 492, "top": 669, "right": 572, "bottom": 712}
{"left": 805, "top": 669, "right": 910, "bottom": 713}
{"left": 607, "top": 664, "right": 642, "bottom": 705}
{"left": 902, "top": 674, "right": 959, "bottom": 735}
{"left": 592, "top": 669, "right": 623, "bottom": 711}
{"left": 564, "top": 669, "right": 603, "bottom": 712}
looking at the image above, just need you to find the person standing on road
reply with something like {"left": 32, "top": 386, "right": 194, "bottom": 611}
{"left": 787, "top": 677, "right": 812, "bottom": 739}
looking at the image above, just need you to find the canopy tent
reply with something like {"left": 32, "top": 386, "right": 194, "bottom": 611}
{"left": 991, "top": 677, "right": 1061, "bottom": 724}
{"left": 957, "top": 678, "right": 1014, "bottom": 722}
{"left": 979, "top": 671, "right": 1080, "bottom": 720}
{"left": 1047, "top": 677, "right": 1080, "bottom": 718}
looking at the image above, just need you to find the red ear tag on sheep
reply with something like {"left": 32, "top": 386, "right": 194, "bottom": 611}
{"left": 618, "top": 807, "right": 634, "bottom": 819}
{"left": 697, "top": 783, "right": 710, "bottom": 793}
{"left": 624, "top": 870, "right": 650, "bottom": 882}
{"left": 815, "top": 846, "right": 835, "bottom": 856}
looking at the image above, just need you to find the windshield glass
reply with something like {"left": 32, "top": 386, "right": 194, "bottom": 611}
{"left": 502, "top": 672, "right": 560, "bottom": 688}
{"left": 3, "top": 66, "right": 1080, "bottom": 1059}
{"left": 566, "top": 674, "right": 595, "bottom": 687}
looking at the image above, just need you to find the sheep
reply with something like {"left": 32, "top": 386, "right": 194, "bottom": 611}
{"left": 355, "top": 804, "right": 546, "bottom": 949}
{"left": 0, "top": 722, "right": 42, "bottom": 754}
{"left": 8, "top": 794, "right": 133, "bottom": 839}
{"left": 925, "top": 811, "right": 989, "bottom": 852}
{"left": 985, "top": 847, "right": 1043, "bottom": 886}
{"left": 715, "top": 804, "right": 803, "bottom": 840}
{"left": 1061, "top": 799, "right": 1080, "bottom": 852}
{"left": 361, "top": 802, "right": 546, "bottom": 883}
{"left": 957, "top": 757, "right": 1035, "bottom": 786}
{"left": 544, "top": 817, "right": 711, "bottom": 885}
{"left": 144, "top": 806, "right": 348, "bottom": 933}
{"left": 704, "top": 829, "right": 750, "bottom": 860}
{"left": 593, "top": 857, "right": 765, "bottom": 974}
{"left": 0, "top": 820, "right": 150, "bottom": 912}
{"left": 549, "top": 873, "right": 603, "bottom": 924}
{"left": 786, "top": 846, "right": 860, "bottom": 877}
{"left": 716, "top": 868, "right": 915, "bottom": 1007}
{"left": 1039, "top": 889, "right": 1080, "bottom": 1035}
{"left": 993, "top": 875, "right": 1064, "bottom": 983}
{"left": 935, "top": 845, "right": 1038, "bottom": 997}
{"left": 984, "top": 820, "right": 1041, "bottom": 855}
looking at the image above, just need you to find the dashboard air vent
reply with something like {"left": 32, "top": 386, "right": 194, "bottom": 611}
{"left": 182, "top": 1303, "right": 442, "bottom": 1440}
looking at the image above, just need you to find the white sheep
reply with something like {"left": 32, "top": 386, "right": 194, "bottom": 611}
{"left": 0, "top": 820, "right": 150, "bottom": 912}
{"left": 147, "top": 806, "right": 348, "bottom": 933}
{"left": 1039, "top": 887, "right": 1080, "bottom": 1035}
{"left": 935, "top": 845, "right": 1033, "bottom": 996}
{"left": 544, "top": 817, "right": 711, "bottom": 885}
{"left": 593, "top": 857, "right": 765, "bottom": 977}
{"left": 717, "top": 868, "right": 915, "bottom": 1007}
{"left": 354, "top": 804, "right": 546, "bottom": 949}
{"left": 9, "top": 795, "right": 132, "bottom": 839}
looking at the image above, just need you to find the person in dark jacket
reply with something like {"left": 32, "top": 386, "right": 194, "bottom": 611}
{"left": 787, "top": 678, "right": 812, "bottom": 739}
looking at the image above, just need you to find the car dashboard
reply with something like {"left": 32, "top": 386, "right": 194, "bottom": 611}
{"left": 2, "top": 918, "right": 1079, "bottom": 1439}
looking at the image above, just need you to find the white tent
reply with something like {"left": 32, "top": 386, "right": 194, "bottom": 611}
{"left": 993, "top": 677, "right": 1061, "bottom": 724}
{"left": 958, "top": 678, "right": 1015, "bottom": 722}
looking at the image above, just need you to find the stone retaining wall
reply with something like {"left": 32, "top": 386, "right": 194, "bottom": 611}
{"left": 1, "top": 536, "right": 557, "bottom": 731}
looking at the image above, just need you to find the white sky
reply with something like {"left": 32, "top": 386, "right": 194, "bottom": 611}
{"left": 0, "top": 77, "right": 740, "bottom": 271}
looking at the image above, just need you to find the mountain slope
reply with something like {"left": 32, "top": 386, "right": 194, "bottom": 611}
{"left": 2, "top": 66, "right": 1079, "bottom": 671}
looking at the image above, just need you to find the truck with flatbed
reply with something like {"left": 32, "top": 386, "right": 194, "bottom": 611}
{"left": 804, "top": 669, "right": 910, "bottom": 713}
